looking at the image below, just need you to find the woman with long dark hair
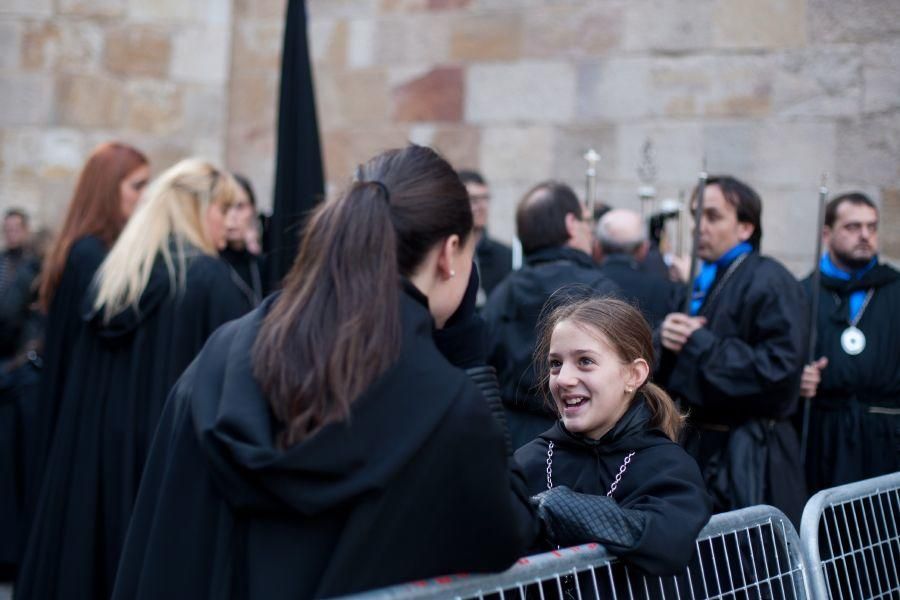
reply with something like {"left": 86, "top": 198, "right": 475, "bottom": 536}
{"left": 17, "top": 142, "right": 149, "bottom": 565}
{"left": 18, "top": 159, "right": 250, "bottom": 600}
{"left": 111, "top": 145, "right": 539, "bottom": 599}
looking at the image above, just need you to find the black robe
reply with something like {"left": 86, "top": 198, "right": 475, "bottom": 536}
{"left": 516, "top": 400, "right": 712, "bottom": 576}
{"left": 220, "top": 246, "right": 265, "bottom": 307}
{"left": 112, "top": 288, "right": 538, "bottom": 599}
{"left": 17, "top": 236, "right": 108, "bottom": 567}
{"left": 657, "top": 253, "right": 808, "bottom": 524}
{"left": 483, "top": 246, "right": 620, "bottom": 449}
{"left": 801, "top": 263, "right": 900, "bottom": 492}
{"left": 476, "top": 234, "right": 512, "bottom": 297}
{"left": 16, "top": 251, "right": 249, "bottom": 600}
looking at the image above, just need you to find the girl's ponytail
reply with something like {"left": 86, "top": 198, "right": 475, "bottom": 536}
{"left": 640, "top": 382, "right": 685, "bottom": 442}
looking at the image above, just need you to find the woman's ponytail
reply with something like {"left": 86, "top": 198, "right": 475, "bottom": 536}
{"left": 640, "top": 382, "right": 685, "bottom": 442}
{"left": 253, "top": 145, "right": 472, "bottom": 447}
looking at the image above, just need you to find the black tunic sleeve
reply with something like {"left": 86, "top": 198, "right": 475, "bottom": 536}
{"left": 670, "top": 264, "right": 807, "bottom": 409}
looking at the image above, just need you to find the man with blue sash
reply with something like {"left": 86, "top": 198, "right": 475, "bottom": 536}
{"left": 656, "top": 176, "right": 808, "bottom": 524}
{"left": 800, "top": 192, "right": 900, "bottom": 493}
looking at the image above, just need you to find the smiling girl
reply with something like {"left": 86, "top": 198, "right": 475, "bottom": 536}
{"left": 516, "top": 297, "right": 712, "bottom": 575}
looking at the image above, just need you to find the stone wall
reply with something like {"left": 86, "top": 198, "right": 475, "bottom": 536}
{"left": 1, "top": 0, "right": 898, "bottom": 271}
{"left": 308, "top": 0, "right": 900, "bottom": 272}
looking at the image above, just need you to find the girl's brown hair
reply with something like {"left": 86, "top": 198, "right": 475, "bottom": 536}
{"left": 534, "top": 296, "right": 685, "bottom": 441}
{"left": 252, "top": 144, "right": 473, "bottom": 447}
{"left": 38, "top": 141, "right": 148, "bottom": 311}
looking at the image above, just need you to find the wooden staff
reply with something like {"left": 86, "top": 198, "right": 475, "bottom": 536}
{"left": 800, "top": 174, "right": 828, "bottom": 464}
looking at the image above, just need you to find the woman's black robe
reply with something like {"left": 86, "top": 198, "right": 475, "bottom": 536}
{"left": 17, "top": 252, "right": 249, "bottom": 600}
{"left": 516, "top": 400, "right": 712, "bottom": 575}
{"left": 112, "top": 289, "right": 538, "bottom": 600}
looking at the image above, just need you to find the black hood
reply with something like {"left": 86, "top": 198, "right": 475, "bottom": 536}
{"left": 188, "top": 288, "right": 461, "bottom": 517}
{"left": 539, "top": 396, "right": 671, "bottom": 455}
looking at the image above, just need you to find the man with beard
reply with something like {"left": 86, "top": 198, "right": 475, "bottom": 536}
{"left": 800, "top": 192, "right": 900, "bottom": 493}
{"left": 656, "top": 176, "right": 808, "bottom": 524}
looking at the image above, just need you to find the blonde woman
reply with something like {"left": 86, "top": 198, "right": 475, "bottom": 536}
{"left": 19, "top": 159, "right": 251, "bottom": 600}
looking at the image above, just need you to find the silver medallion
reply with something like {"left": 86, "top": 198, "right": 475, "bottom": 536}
{"left": 840, "top": 326, "right": 866, "bottom": 356}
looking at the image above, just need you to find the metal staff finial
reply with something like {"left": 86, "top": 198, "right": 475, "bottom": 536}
{"left": 584, "top": 149, "right": 601, "bottom": 219}
{"left": 637, "top": 138, "right": 657, "bottom": 220}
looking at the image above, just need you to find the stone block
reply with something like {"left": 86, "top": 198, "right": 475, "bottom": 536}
{"left": 104, "top": 26, "right": 172, "bottom": 77}
{"left": 808, "top": 0, "right": 900, "bottom": 44}
{"left": 882, "top": 187, "right": 900, "bottom": 259}
{"left": 614, "top": 122, "right": 704, "bottom": 188}
{"left": 773, "top": 46, "right": 862, "bottom": 117}
{"left": 522, "top": 4, "right": 624, "bottom": 59}
{"left": 0, "top": 74, "right": 54, "bottom": 125}
{"left": 755, "top": 186, "right": 820, "bottom": 262}
{"left": 346, "top": 19, "right": 375, "bottom": 69}
{"left": 123, "top": 79, "right": 184, "bottom": 134}
{"left": 57, "top": 74, "right": 126, "bottom": 127}
{"left": 381, "top": 0, "right": 472, "bottom": 9}
{"left": 577, "top": 58, "right": 653, "bottom": 121}
{"left": 480, "top": 125, "right": 555, "bottom": 182}
{"left": 753, "top": 120, "right": 837, "bottom": 188}
{"left": 170, "top": 26, "right": 230, "bottom": 84}
{"left": 0, "top": 21, "right": 22, "bottom": 69}
{"left": 128, "top": 0, "right": 230, "bottom": 23}
{"left": 321, "top": 127, "right": 410, "bottom": 185}
{"left": 233, "top": 0, "right": 286, "bottom": 19}
{"left": 59, "top": 0, "right": 126, "bottom": 17}
{"left": 467, "top": 61, "right": 575, "bottom": 124}
{"left": 315, "top": 67, "right": 390, "bottom": 129}
{"left": 450, "top": 13, "right": 522, "bottom": 62}
{"left": 713, "top": 0, "right": 806, "bottom": 49}
{"left": 431, "top": 126, "right": 480, "bottom": 170}
{"left": 392, "top": 66, "right": 463, "bottom": 122}
{"left": 307, "top": 0, "right": 378, "bottom": 20}
{"left": 0, "top": 0, "right": 52, "bottom": 16}
{"left": 374, "top": 14, "right": 452, "bottom": 66}
{"left": 22, "top": 21, "right": 104, "bottom": 72}
{"left": 836, "top": 116, "right": 900, "bottom": 187}
{"left": 231, "top": 20, "right": 284, "bottom": 75}
{"left": 623, "top": 0, "right": 712, "bottom": 52}
{"left": 702, "top": 121, "right": 759, "bottom": 180}
{"left": 863, "top": 43, "right": 900, "bottom": 114}
{"left": 551, "top": 125, "right": 617, "bottom": 194}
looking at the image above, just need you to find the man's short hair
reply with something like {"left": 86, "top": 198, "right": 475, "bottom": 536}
{"left": 698, "top": 176, "right": 763, "bottom": 249}
{"left": 457, "top": 170, "right": 486, "bottom": 187}
{"left": 516, "top": 181, "right": 582, "bottom": 255}
{"left": 825, "top": 192, "right": 878, "bottom": 228}
{"left": 4, "top": 208, "right": 28, "bottom": 225}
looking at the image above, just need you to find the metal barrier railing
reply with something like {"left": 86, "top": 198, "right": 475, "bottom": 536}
{"left": 343, "top": 505, "right": 808, "bottom": 599}
{"left": 800, "top": 472, "right": 900, "bottom": 600}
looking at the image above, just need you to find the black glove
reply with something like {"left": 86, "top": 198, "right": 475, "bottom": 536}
{"left": 433, "top": 262, "right": 487, "bottom": 369}
{"left": 531, "top": 486, "right": 647, "bottom": 551}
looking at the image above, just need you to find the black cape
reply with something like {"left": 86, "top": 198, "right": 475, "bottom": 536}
{"left": 112, "top": 287, "right": 538, "bottom": 599}
{"left": 220, "top": 246, "right": 265, "bottom": 307}
{"left": 801, "top": 263, "right": 900, "bottom": 492}
{"left": 516, "top": 400, "right": 712, "bottom": 575}
{"left": 17, "top": 236, "right": 108, "bottom": 566}
{"left": 17, "top": 250, "right": 249, "bottom": 600}
{"left": 483, "top": 246, "right": 620, "bottom": 449}
{"left": 598, "top": 254, "right": 681, "bottom": 328}
{"left": 657, "top": 253, "right": 808, "bottom": 524}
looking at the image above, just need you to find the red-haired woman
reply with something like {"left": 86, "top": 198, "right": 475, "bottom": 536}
{"left": 18, "top": 142, "right": 149, "bottom": 565}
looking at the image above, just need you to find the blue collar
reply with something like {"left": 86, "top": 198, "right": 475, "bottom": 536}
{"left": 820, "top": 253, "right": 877, "bottom": 281}
{"left": 690, "top": 242, "right": 753, "bottom": 315}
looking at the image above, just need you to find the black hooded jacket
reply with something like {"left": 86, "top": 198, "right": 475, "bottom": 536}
{"left": 111, "top": 286, "right": 539, "bottom": 600}
{"left": 17, "top": 250, "right": 249, "bottom": 600}
{"left": 515, "top": 399, "right": 712, "bottom": 575}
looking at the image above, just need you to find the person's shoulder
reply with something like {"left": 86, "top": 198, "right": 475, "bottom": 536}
{"left": 634, "top": 439, "right": 704, "bottom": 478}
{"left": 68, "top": 235, "right": 107, "bottom": 264}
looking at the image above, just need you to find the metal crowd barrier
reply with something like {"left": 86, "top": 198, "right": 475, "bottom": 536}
{"left": 343, "top": 505, "right": 808, "bottom": 599}
{"left": 800, "top": 471, "right": 900, "bottom": 599}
